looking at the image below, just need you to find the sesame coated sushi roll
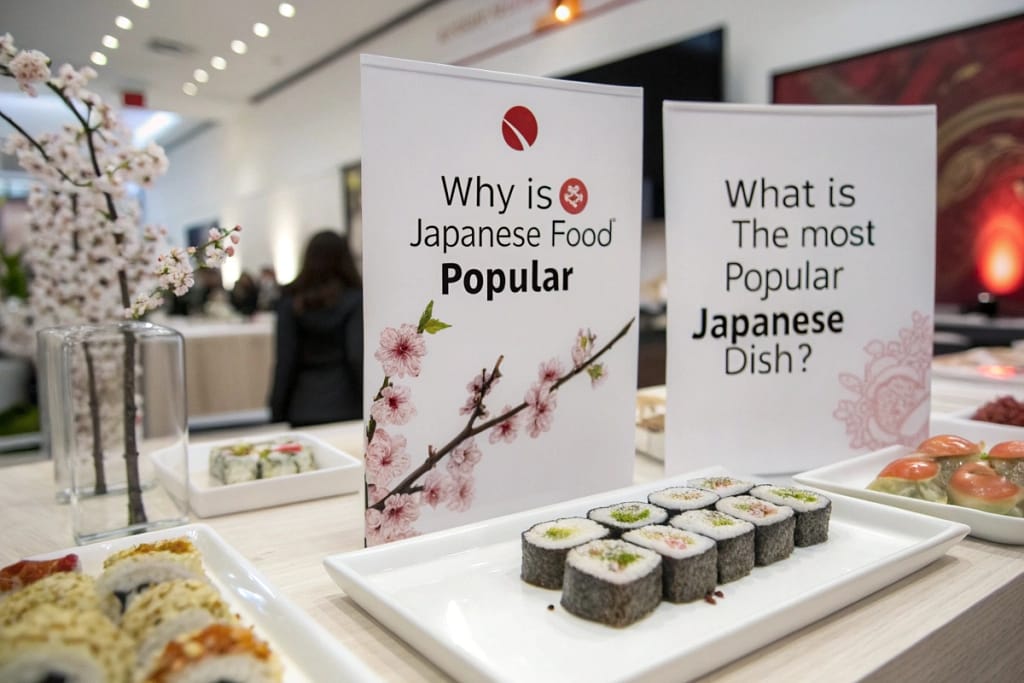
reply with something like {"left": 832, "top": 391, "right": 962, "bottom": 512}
{"left": 867, "top": 455, "right": 947, "bottom": 503}
{"left": 587, "top": 502, "right": 668, "bottom": 537}
{"left": 686, "top": 475, "right": 755, "bottom": 497}
{"left": 750, "top": 485, "right": 832, "bottom": 546}
{"left": 560, "top": 539, "right": 662, "bottom": 628}
{"left": 622, "top": 525, "right": 717, "bottom": 603}
{"left": 987, "top": 441, "right": 1024, "bottom": 487}
{"left": 0, "top": 572, "right": 102, "bottom": 627}
{"left": 97, "top": 538, "right": 207, "bottom": 619}
{"left": 670, "top": 509, "right": 755, "bottom": 584}
{"left": 716, "top": 496, "right": 795, "bottom": 566}
{"left": 140, "top": 622, "right": 282, "bottom": 683}
{"left": 914, "top": 434, "right": 982, "bottom": 485}
{"left": 521, "top": 517, "right": 609, "bottom": 589}
{"left": 948, "top": 461, "right": 1024, "bottom": 516}
{"left": 648, "top": 486, "right": 719, "bottom": 513}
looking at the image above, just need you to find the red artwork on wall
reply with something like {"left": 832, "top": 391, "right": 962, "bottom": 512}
{"left": 773, "top": 14, "right": 1024, "bottom": 313}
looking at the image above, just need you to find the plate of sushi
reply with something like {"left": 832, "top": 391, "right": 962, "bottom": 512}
{"left": 323, "top": 467, "right": 968, "bottom": 683}
{"left": 794, "top": 432, "right": 1024, "bottom": 545}
{"left": 155, "top": 432, "right": 363, "bottom": 517}
{"left": 0, "top": 524, "right": 379, "bottom": 683}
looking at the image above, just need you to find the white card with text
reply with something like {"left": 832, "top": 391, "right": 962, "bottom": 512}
{"left": 361, "top": 55, "right": 642, "bottom": 543}
{"left": 663, "top": 102, "right": 936, "bottom": 474}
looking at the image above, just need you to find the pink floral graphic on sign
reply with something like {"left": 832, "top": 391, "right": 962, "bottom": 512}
{"left": 833, "top": 311, "right": 932, "bottom": 451}
{"left": 364, "top": 300, "right": 633, "bottom": 545}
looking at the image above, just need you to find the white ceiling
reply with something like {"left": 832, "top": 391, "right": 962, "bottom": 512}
{"left": 0, "top": 0, "right": 438, "bottom": 143}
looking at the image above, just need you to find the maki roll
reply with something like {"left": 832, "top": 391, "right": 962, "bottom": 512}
{"left": 987, "top": 441, "right": 1024, "bottom": 487}
{"left": 914, "top": 434, "right": 982, "bottom": 484}
{"left": 260, "top": 440, "right": 317, "bottom": 479}
{"left": 0, "top": 572, "right": 102, "bottom": 627}
{"left": 560, "top": 539, "right": 662, "bottom": 628}
{"left": 0, "top": 553, "right": 80, "bottom": 597}
{"left": 686, "top": 475, "right": 755, "bottom": 497}
{"left": 521, "top": 517, "right": 609, "bottom": 589}
{"left": 647, "top": 486, "right": 719, "bottom": 513}
{"left": 0, "top": 604, "right": 132, "bottom": 683}
{"left": 588, "top": 502, "right": 668, "bottom": 537}
{"left": 948, "top": 461, "right": 1024, "bottom": 517}
{"left": 622, "top": 525, "right": 717, "bottom": 603}
{"left": 140, "top": 623, "right": 282, "bottom": 683}
{"left": 716, "top": 496, "right": 795, "bottom": 566}
{"left": 670, "top": 509, "right": 755, "bottom": 584}
{"left": 209, "top": 443, "right": 260, "bottom": 484}
{"left": 750, "top": 485, "right": 831, "bottom": 546}
{"left": 97, "top": 538, "right": 207, "bottom": 619}
{"left": 867, "top": 455, "right": 947, "bottom": 503}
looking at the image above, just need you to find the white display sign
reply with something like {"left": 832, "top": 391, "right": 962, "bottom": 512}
{"left": 663, "top": 102, "right": 936, "bottom": 474}
{"left": 361, "top": 55, "right": 642, "bottom": 544}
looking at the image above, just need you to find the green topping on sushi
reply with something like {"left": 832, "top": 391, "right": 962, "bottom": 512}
{"left": 544, "top": 527, "right": 573, "bottom": 540}
{"left": 228, "top": 444, "right": 253, "bottom": 456}
{"left": 609, "top": 550, "right": 641, "bottom": 568}
{"left": 610, "top": 506, "right": 650, "bottom": 524}
{"left": 772, "top": 488, "right": 818, "bottom": 503}
{"left": 709, "top": 513, "right": 735, "bottom": 526}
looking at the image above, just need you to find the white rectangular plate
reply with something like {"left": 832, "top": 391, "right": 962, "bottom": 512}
{"left": 32, "top": 524, "right": 380, "bottom": 683}
{"left": 324, "top": 467, "right": 968, "bottom": 683}
{"left": 157, "top": 431, "right": 363, "bottom": 517}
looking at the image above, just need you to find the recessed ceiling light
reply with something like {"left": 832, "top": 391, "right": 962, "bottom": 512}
{"left": 183, "top": 82, "right": 198, "bottom": 96}
{"left": 102, "top": 34, "right": 119, "bottom": 49}
{"left": 90, "top": 51, "right": 107, "bottom": 66}
{"left": 278, "top": 3, "right": 296, "bottom": 18}
{"left": 253, "top": 22, "right": 270, "bottom": 38}
{"left": 210, "top": 56, "right": 227, "bottom": 70}
{"left": 115, "top": 16, "right": 133, "bottom": 30}
{"left": 132, "top": 0, "right": 150, "bottom": 8}
{"left": 230, "top": 40, "right": 247, "bottom": 55}
{"left": 193, "top": 68, "right": 209, "bottom": 83}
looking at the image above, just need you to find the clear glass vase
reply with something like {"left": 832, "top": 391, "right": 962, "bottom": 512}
{"left": 42, "top": 321, "right": 190, "bottom": 544}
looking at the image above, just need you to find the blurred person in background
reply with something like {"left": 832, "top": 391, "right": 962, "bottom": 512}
{"left": 257, "top": 265, "right": 280, "bottom": 311}
{"left": 230, "top": 270, "right": 259, "bottom": 316}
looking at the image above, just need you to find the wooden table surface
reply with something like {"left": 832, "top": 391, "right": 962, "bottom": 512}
{"left": 2, "top": 403, "right": 1023, "bottom": 681}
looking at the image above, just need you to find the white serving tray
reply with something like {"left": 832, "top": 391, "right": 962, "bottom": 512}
{"left": 156, "top": 431, "right": 363, "bottom": 517}
{"left": 323, "top": 467, "right": 968, "bottom": 683}
{"left": 31, "top": 524, "right": 379, "bottom": 683}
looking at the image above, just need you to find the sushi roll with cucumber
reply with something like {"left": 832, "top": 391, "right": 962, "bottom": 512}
{"left": 560, "top": 539, "right": 662, "bottom": 628}
{"left": 587, "top": 502, "right": 668, "bottom": 537}
{"left": 647, "top": 486, "right": 719, "bottom": 513}
{"left": 670, "top": 509, "right": 755, "bottom": 584}
{"left": 750, "top": 485, "right": 831, "bottom": 546}
{"left": 140, "top": 622, "right": 282, "bottom": 683}
{"left": 260, "top": 440, "right": 316, "bottom": 479}
{"left": 716, "top": 496, "right": 795, "bottom": 566}
{"left": 209, "top": 443, "right": 260, "bottom": 484}
{"left": 521, "top": 517, "right": 609, "bottom": 589}
{"left": 686, "top": 475, "right": 755, "bottom": 497}
{"left": 622, "top": 525, "right": 717, "bottom": 603}
{"left": 96, "top": 538, "right": 207, "bottom": 620}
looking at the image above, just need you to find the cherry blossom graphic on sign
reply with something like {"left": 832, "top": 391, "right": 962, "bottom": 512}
{"left": 833, "top": 311, "right": 932, "bottom": 451}
{"left": 364, "top": 300, "right": 633, "bottom": 546}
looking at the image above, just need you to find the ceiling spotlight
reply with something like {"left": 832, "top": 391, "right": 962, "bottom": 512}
{"left": 231, "top": 40, "right": 248, "bottom": 55}
{"left": 553, "top": 3, "right": 572, "bottom": 21}
{"left": 210, "top": 56, "right": 227, "bottom": 70}
{"left": 193, "top": 68, "right": 209, "bottom": 83}
{"left": 132, "top": 0, "right": 150, "bottom": 8}
{"left": 102, "top": 34, "right": 119, "bottom": 49}
{"left": 253, "top": 22, "right": 270, "bottom": 38}
{"left": 115, "top": 15, "right": 133, "bottom": 30}
{"left": 90, "top": 51, "right": 108, "bottom": 66}
{"left": 278, "top": 3, "right": 296, "bottom": 18}
{"left": 183, "top": 82, "right": 198, "bottom": 96}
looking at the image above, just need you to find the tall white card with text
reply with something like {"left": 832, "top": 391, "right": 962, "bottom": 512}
{"left": 663, "top": 103, "right": 936, "bottom": 474}
{"left": 361, "top": 55, "right": 642, "bottom": 543}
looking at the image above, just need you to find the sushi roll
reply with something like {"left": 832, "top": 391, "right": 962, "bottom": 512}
{"left": 0, "top": 572, "right": 102, "bottom": 627}
{"left": 987, "top": 441, "right": 1024, "bottom": 487}
{"left": 948, "top": 461, "right": 1024, "bottom": 517}
{"left": 587, "top": 502, "right": 668, "bottom": 537}
{"left": 260, "top": 441, "right": 316, "bottom": 479}
{"left": 647, "top": 486, "right": 719, "bottom": 513}
{"left": 209, "top": 443, "right": 260, "bottom": 484}
{"left": 622, "top": 525, "right": 717, "bottom": 603}
{"left": 686, "top": 475, "right": 755, "bottom": 497}
{"left": 0, "top": 553, "right": 80, "bottom": 597}
{"left": 716, "top": 496, "right": 795, "bottom": 566}
{"left": 560, "top": 539, "right": 662, "bottom": 628}
{"left": 914, "top": 434, "right": 982, "bottom": 485}
{"left": 97, "top": 538, "right": 207, "bottom": 619}
{"left": 750, "top": 485, "right": 832, "bottom": 546}
{"left": 867, "top": 455, "right": 947, "bottom": 503}
{"left": 0, "top": 604, "right": 132, "bottom": 683}
{"left": 521, "top": 517, "right": 609, "bottom": 589}
{"left": 670, "top": 509, "right": 755, "bottom": 584}
{"left": 122, "top": 579, "right": 237, "bottom": 671}
{"left": 140, "top": 622, "right": 282, "bottom": 683}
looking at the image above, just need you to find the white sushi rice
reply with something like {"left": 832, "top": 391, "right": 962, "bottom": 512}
{"left": 686, "top": 476, "right": 755, "bottom": 497}
{"left": 750, "top": 485, "right": 830, "bottom": 512}
{"left": 648, "top": 486, "right": 719, "bottom": 511}
{"left": 716, "top": 495, "right": 794, "bottom": 526}
{"left": 670, "top": 509, "right": 754, "bottom": 540}
{"left": 523, "top": 517, "right": 608, "bottom": 549}
{"left": 589, "top": 502, "right": 668, "bottom": 530}
{"left": 566, "top": 540, "right": 661, "bottom": 585}
{"left": 622, "top": 525, "right": 715, "bottom": 560}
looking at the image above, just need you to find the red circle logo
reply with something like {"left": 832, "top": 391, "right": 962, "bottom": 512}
{"left": 502, "top": 106, "right": 538, "bottom": 150}
{"left": 559, "top": 178, "right": 588, "bottom": 214}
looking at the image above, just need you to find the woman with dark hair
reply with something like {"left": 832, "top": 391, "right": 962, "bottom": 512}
{"left": 269, "top": 230, "right": 363, "bottom": 426}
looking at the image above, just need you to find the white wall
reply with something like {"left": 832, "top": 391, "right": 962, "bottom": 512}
{"left": 148, "top": 0, "right": 1023, "bottom": 282}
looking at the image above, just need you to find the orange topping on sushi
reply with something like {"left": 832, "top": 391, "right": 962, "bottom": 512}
{"left": 949, "top": 462, "right": 1021, "bottom": 502}
{"left": 144, "top": 623, "right": 276, "bottom": 683}
{"left": 875, "top": 455, "right": 940, "bottom": 481}
{"left": 988, "top": 441, "right": 1024, "bottom": 460}
{"left": 0, "top": 553, "right": 79, "bottom": 594}
{"left": 915, "top": 434, "right": 981, "bottom": 457}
